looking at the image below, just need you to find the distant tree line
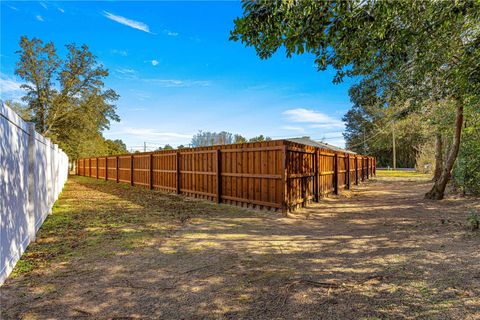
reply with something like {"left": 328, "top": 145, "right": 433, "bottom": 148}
{"left": 190, "top": 131, "right": 271, "bottom": 147}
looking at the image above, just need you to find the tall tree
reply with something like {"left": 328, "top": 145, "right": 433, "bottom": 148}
{"left": 343, "top": 82, "right": 428, "bottom": 168}
{"left": 163, "top": 144, "right": 174, "bottom": 150}
{"left": 15, "top": 36, "right": 119, "bottom": 159}
{"left": 249, "top": 135, "right": 271, "bottom": 142}
{"left": 231, "top": 0, "right": 480, "bottom": 200}
{"left": 104, "top": 139, "right": 128, "bottom": 155}
{"left": 234, "top": 134, "right": 247, "bottom": 144}
{"left": 191, "top": 131, "right": 234, "bottom": 147}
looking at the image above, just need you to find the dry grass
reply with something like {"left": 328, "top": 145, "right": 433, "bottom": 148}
{"left": 376, "top": 169, "right": 431, "bottom": 179}
{"left": 1, "top": 175, "right": 479, "bottom": 319}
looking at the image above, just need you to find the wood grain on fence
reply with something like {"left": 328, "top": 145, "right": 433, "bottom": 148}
{"left": 77, "top": 139, "right": 374, "bottom": 212}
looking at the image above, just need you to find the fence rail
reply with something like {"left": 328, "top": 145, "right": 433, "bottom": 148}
{"left": 76, "top": 140, "right": 375, "bottom": 212}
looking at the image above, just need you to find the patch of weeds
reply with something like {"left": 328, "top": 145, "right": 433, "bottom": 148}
{"left": 419, "top": 286, "right": 431, "bottom": 298}
{"left": 38, "top": 283, "right": 57, "bottom": 294}
{"left": 467, "top": 210, "right": 479, "bottom": 231}
{"left": 431, "top": 298, "right": 456, "bottom": 309}
{"left": 376, "top": 170, "right": 430, "bottom": 178}
{"left": 118, "top": 232, "right": 150, "bottom": 250}
{"left": 42, "top": 212, "right": 74, "bottom": 232}
{"left": 11, "top": 259, "right": 34, "bottom": 277}
{"left": 10, "top": 176, "right": 247, "bottom": 279}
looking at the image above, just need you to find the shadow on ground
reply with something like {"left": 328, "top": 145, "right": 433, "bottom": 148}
{"left": 1, "top": 175, "right": 479, "bottom": 319}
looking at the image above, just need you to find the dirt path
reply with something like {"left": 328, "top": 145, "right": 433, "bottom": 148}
{"left": 1, "top": 174, "right": 479, "bottom": 319}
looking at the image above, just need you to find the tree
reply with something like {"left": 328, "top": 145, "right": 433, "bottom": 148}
{"left": 342, "top": 86, "right": 428, "bottom": 168}
{"left": 191, "top": 131, "right": 273, "bottom": 146}
{"left": 4, "top": 100, "right": 31, "bottom": 121}
{"left": 105, "top": 139, "right": 128, "bottom": 155}
{"left": 249, "top": 135, "right": 272, "bottom": 142}
{"left": 191, "top": 131, "right": 234, "bottom": 147}
{"left": 234, "top": 134, "right": 247, "bottom": 144}
{"left": 177, "top": 144, "right": 186, "bottom": 149}
{"left": 231, "top": 0, "right": 480, "bottom": 200}
{"left": 15, "top": 36, "right": 120, "bottom": 159}
{"left": 163, "top": 144, "right": 174, "bottom": 150}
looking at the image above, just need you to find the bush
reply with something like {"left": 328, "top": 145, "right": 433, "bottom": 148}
{"left": 467, "top": 210, "right": 479, "bottom": 231}
{"left": 452, "top": 126, "right": 480, "bottom": 195}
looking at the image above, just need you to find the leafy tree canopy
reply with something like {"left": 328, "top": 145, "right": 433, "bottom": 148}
{"left": 231, "top": 0, "right": 480, "bottom": 199}
{"left": 14, "top": 36, "right": 120, "bottom": 159}
{"left": 249, "top": 135, "right": 272, "bottom": 142}
{"left": 191, "top": 131, "right": 272, "bottom": 147}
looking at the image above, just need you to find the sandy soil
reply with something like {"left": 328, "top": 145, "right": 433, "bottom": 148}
{"left": 1, "top": 174, "right": 479, "bottom": 319}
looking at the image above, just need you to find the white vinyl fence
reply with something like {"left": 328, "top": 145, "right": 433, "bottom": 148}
{"left": 0, "top": 101, "right": 68, "bottom": 285}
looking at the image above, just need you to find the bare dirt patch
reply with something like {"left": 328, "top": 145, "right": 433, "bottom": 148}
{"left": 1, "top": 173, "right": 479, "bottom": 319}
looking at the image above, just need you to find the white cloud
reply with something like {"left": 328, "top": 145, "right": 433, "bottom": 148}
{"left": 115, "top": 68, "right": 136, "bottom": 75}
{"left": 309, "top": 123, "right": 344, "bottom": 129}
{"left": 0, "top": 76, "right": 23, "bottom": 92}
{"left": 36, "top": 15, "right": 44, "bottom": 22}
{"left": 129, "top": 89, "right": 151, "bottom": 101}
{"left": 9, "top": 6, "right": 18, "bottom": 11}
{"left": 163, "top": 29, "right": 179, "bottom": 37}
{"left": 113, "top": 68, "right": 211, "bottom": 88}
{"left": 283, "top": 108, "right": 344, "bottom": 128}
{"left": 143, "top": 79, "right": 211, "bottom": 87}
{"left": 0, "top": 74, "right": 25, "bottom": 102}
{"left": 39, "top": 2, "right": 47, "bottom": 9}
{"left": 151, "top": 60, "right": 159, "bottom": 66}
{"left": 281, "top": 125, "right": 305, "bottom": 132}
{"left": 128, "top": 107, "right": 147, "bottom": 111}
{"left": 112, "top": 49, "right": 128, "bottom": 56}
{"left": 58, "top": 8, "right": 65, "bottom": 13}
{"left": 117, "top": 127, "right": 192, "bottom": 141}
{"left": 103, "top": 11, "right": 152, "bottom": 34}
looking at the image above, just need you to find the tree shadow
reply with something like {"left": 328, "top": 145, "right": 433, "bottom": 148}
{"left": 1, "top": 176, "right": 479, "bottom": 319}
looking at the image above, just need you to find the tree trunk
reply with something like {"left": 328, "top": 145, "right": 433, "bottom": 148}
{"left": 425, "top": 102, "right": 463, "bottom": 200}
{"left": 433, "top": 131, "right": 443, "bottom": 181}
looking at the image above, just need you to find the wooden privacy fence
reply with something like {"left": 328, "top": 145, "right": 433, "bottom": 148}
{"left": 76, "top": 140, "right": 375, "bottom": 212}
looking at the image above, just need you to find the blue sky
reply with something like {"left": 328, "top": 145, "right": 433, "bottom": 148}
{"left": 1, "top": 1, "right": 355, "bottom": 150}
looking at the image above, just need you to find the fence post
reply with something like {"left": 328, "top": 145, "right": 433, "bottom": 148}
{"left": 334, "top": 153, "right": 339, "bottom": 195}
{"left": 116, "top": 156, "right": 119, "bottom": 183}
{"left": 370, "top": 157, "right": 372, "bottom": 177}
{"left": 281, "top": 144, "right": 288, "bottom": 213}
{"left": 355, "top": 156, "right": 359, "bottom": 185}
{"left": 367, "top": 157, "right": 370, "bottom": 180}
{"left": 96, "top": 157, "right": 99, "bottom": 179}
{"left": 27, "top": 122, "right": 36, "bottom": 242}
{"left": 346, "top": 154, "right": 350, "bottom": 189}
{"left": 130, "top": 155, "right": 134, "bottom": 186}
{"left": 105, "top": 157, "right": 108, "bottom": 181}
{"left": 314, "top": 149, "right": 319, "bottom": 202}
{"left": 176, "top": 151, "right": 181, "bottom": 194}
{"left": 216, "top": 149, "right": 221, "bottom": 203}
{"left": 362, "top": 157, "right": 366, "bottom": 181}
{"left": 89, "top": 158, "right": 91, "bottom": 177}
{"left": 149, "top": 153, "right": 154, "bottom": 190}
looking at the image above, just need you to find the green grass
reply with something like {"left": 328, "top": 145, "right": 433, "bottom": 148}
{"left": 376, "top": 169, "right": 431, "bottom": 178}
{"left": 10, "top": 176, "right": 240, "bottom": 278}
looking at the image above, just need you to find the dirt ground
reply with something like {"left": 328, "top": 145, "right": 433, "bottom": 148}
{"left": 1, "top": 173, "right": 479, "bottom": 320}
